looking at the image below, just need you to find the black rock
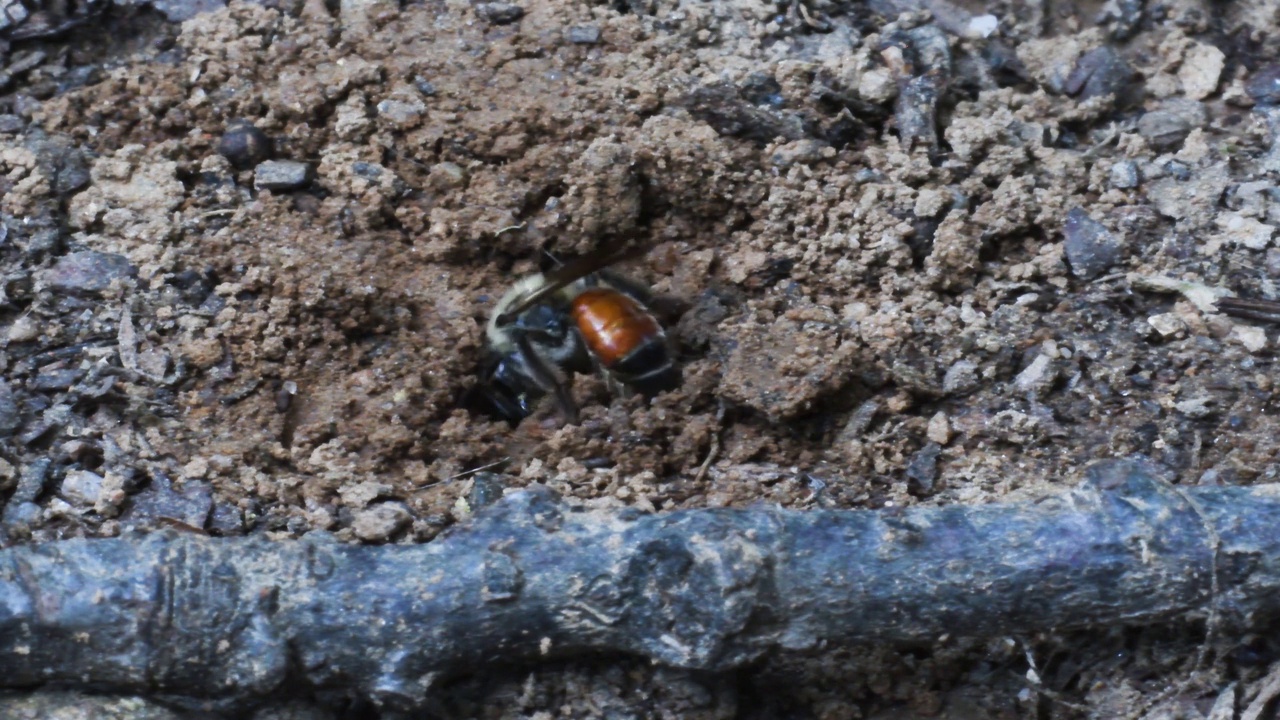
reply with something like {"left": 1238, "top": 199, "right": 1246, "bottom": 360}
{"left": 1064, "top": 207, "right": 1121, "bottom": 279}
{"left": 1064, "top": 46, "right": 1133, "bottom": 101}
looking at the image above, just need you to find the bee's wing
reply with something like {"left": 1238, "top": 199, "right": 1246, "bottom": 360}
{"left": 495, "top": 246, "right": 645, "bottom": 326}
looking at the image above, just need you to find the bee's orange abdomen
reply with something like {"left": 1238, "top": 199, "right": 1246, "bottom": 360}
{"left": 570, "top": 288, "right": 663, "bottom": 368}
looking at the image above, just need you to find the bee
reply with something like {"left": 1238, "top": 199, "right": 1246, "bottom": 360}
{"left": 474, "top": 248, "right": 680, "bottom": 424}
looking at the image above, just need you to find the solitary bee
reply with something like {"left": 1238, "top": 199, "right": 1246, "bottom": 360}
{"left": 476, "top": 248, "right": 680, "bottom": 424}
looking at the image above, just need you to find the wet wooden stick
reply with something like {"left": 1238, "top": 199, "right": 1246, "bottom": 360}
{"left": 2, "top": 459, "right": 1279, "bottom": 712}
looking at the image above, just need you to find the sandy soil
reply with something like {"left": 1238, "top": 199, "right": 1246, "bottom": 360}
{"left": 4, "top": 0, "right": 1280, "bottom": 716}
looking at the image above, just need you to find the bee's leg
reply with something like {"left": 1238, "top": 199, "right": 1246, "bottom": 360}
{"left": 514, "top": 333, "right": 579, "bottom": 424}
{"left": 585, "top": 353, "right": 628, "bottom": 399}
{"left": 605, "top": 370, "right": 628, "bottom": 399}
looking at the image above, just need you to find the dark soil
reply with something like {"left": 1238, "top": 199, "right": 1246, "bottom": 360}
{"left": 4, "top": 0, "right": 1280, "bottom": 716}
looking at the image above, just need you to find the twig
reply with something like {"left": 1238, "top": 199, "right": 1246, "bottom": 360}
{"left": 419, "top": 457, "right": 512, "bottom": 488}
{"left": 693, "top": 401, "right": 726, "bottom": 484}
{"left": 1, "top": 458, "right": 1279, "bottom": 712}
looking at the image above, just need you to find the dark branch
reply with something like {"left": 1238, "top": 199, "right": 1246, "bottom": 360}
{"left": 2, "top": 459, "right": 1278, "bottom": 711}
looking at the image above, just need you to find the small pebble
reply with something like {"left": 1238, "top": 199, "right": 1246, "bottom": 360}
{"left": 352, "top": 502, "right": 412, "bottom": 542}
{"left": 11, "top": 459, "right": 50, "bottom": 504}
{"left": 770, "top": 139, "right": 826, "bottom": 168}
{"left": 147, "top": 0, "right": 226, "bottom": 22}
{"left": 942, "top": 359, "right": 980, "bottom": 395}
{"left": 414, "top": 76, "right": 437, "bottom": 96}
{"left": 1247, "top": 64, "right": 1280, "bottom": 105}
{"left": 217, "top": 120, "right": 271, "bottom": 170}
{"left": 32, "top": 366, "right": 82, "bottom": 391}
{"left": 1148, "top": 312, "right": 1186, "bottom": 337}
{"left": 123, "top": 473, "right": 212, "bottom": 529}
{"left": 2, "top": 502, "right": 39, "bottom": 530}
{"left": 1175, "top": 396, "right": 1214, "bottom": 418}
{"left": 1138, "top": 110, "right": 1192, "bottom": 150}
{"left": 1109, "top": 160, "right": 1139, "bottom": 189}
{"left": 43, "top": 250, "right": 136, "bottom": 295}
{"left": 1064, "top": 46, "right": 1133, "bottom": 101}
{"left": 1014, "top": 354, "right": 1056, "bottom": 395}
{"left": 1178, "top": 42, "right": 1225, "bottom": 101}
{"left": 254, "top": 160, "right": 311, "bottom": 191}
{"left": 475, "top": 2, "right": 523, "bottom": 23}
{"left": 60, "top": 469, "right": 106, "bottom": 508}
{"left": 376, "top": 97, "right": 426, "bottom": 127}
{"left": 926, "top": 411, "right": 951, "bottom": 445}
{"left": 428, "top": 162, "right": 468, "bottom": 189}
{"left": 208, "top": 502, "right": 244, "bottom": 535}
{"left": 1233, "top": 325, "right": 1267, "bottom": 353}
{"left": 468, "top": 472, "right": 505, "bottom": 511}
{"left": 338, "top": 480, "right": 391, "bottom": 508}
{"left": 0, "top": 114, "right": 23, "bottom": 133}
{"left": 0, "top": 380, "right": 18, "bottom": 435}
{"left": 1100, "top": 0, "right": 1142, "bottom": 40}
{"left": 567, "top": 25, "right": 601, "bottom": 44}
{"left": 7, "top": 315, "right": 38, "bottom": 342}
{"left": 1063, "top": 207, "right": 1121, "bottom": 279}
{"left": 0, "top": 0, "right": 28, "bottom": 32}
{"left": 905, "top": 443, "right": 942, "bottom": 493}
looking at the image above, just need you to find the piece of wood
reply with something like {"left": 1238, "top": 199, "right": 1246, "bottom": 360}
{"left": 1, "top": 459, "right": 1277, "bottom": 712}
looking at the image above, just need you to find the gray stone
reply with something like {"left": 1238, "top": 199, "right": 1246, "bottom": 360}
{"left": 1247, "top": 64, "right": 1280, "bottom": 105}
{"left": 468, "top": 472, "right": 505, "bottom": 511}
{"left": 352, "top": 502, "right": 412, "bottom": 542}
{"left": 475, "top": 2, "right": 523, "bottom": 23}
{"left": 567, "top": 25, "right": 601, "bottom": 44}
{"left": 414, "top": 76, "right": 437, "bottom": 96}
{"left": 254, "top": 160, "right": 311, "bottom": 191}
{"left": 1109, "top": 160, "right": 1139, "bottom": 189}
{"left": 1138, "top": 110, "right": 1191, "bottom": 150}
{"left": 1064, "top": 46, "right": 1132, "bottom": 101}
{"left": 905, "top": 442, "right": 942, "bottom": 493}
{"left": 11, "top": 458, "right": 50, "bottom": 504}
{"left": 60, "top": 469, "right": 106, "bottom": 508}
{"left": 1014, "top": 354, "right": 1057, "bottom": 395}
{"left": 0, "top": 379, "right": 17, "bottom": 435}
{"left": 115, "top": 0, "right": 225, "bottom": 21}
{"left": 44, "top": 251, "right": 136, "bottom": 295}
{"left": 376, "top": 97, "right": 426, "bottom": 127}
{"left": 32, "top": 366, "right": 83, "bottom": 391}
{"left": 1064, "top": 207, "right": 1121, "bottom": 279}
{"left": 770, "top": 139, "right": 827, "bottom": 168}
{"left": 0, "top": 0, "right": 28, "bottom": 31}
{"left": 124, "top": 473, "right": 213, "bottom": 530}
{"left": 942, "top": 359, "right": 980, "bottom": 395}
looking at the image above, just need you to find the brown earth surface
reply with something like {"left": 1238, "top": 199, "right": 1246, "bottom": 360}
{"left": 4, "top": 0, "right": 1280, "bottom": 716}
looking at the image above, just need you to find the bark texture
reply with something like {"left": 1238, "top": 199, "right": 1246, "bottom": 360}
{"left": 2, "top": 459, "right": 1277, "bottom": 710}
